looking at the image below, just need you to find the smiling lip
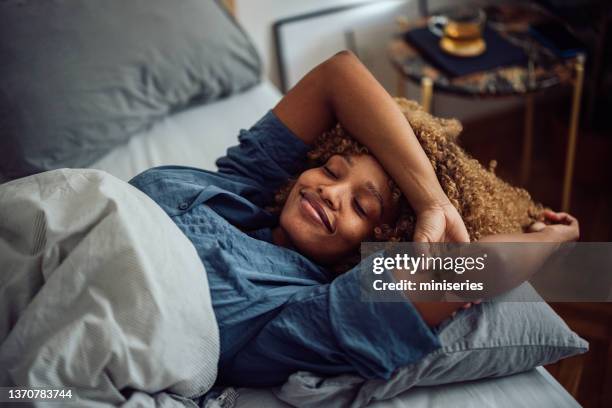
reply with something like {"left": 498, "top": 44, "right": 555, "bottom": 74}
{"left": 300, "top": 191, "right": 334, "bottom": 233}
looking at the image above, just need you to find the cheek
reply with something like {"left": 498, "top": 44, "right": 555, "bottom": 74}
{"left": 296, "top": 169, "right": 321, "bottom": 186}
{"left": 279, "top": 194, "right": 319, "bottom": 243}
{"left": 336, "top": 215, "right": 373, "bottom": 246}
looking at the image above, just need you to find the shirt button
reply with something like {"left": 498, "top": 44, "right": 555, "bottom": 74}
{"left": 179, "top": 202, "right": 189, "bottom": 210}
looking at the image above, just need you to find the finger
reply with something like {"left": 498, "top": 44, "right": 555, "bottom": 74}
{"left": 555, "top": 212, "right": 571, "bottom": 220}
{"left": 413, "top": 219, "right": 436, "bottom": 243}
{"left": 414, "top": 241, "right": 433, "bottom": 260}
{"left": 562, "top": 213, "right": 578, "bottom": 225}
{"left": 543, "top": 210, "right": 562, "bottom": 221}
{"left": 449, "top": 219, "right": 470, "bottom": 243}
{"left": 412, "top": 232, "right": 432, "bottom": 243}
{"left": 543, "top": 211, "right": 577, "bottom": 226}
{"left": 549, "top": 211, "right": 576, "bottom": 221}
{"left": 456, "top": 228, "right": 471, "bottom": 243}
{"left": 449, "top": 231, "right": 470, "bottom": 243}
{"left": 555, "top": 213, "right": 578, "bottom": 226}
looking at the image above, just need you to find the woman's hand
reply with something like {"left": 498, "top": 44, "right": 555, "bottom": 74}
{"left": 528, "top": 210, "right": 580, "bottom": 242}
{"left": 413, "top": 201, "right": 470, "bottom": 243}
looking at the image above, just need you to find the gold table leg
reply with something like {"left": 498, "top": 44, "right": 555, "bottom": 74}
{"left": 397, "top": 74, "right": 406, "bottom": 98}
{"left": 561, "top": 56, "right": 585, "bottom": 213}
{"left": 521, "top": 94, "right": 535, "bottom": 185}
{"left": 421, "top": 77, "right": 433, "bottom": 113}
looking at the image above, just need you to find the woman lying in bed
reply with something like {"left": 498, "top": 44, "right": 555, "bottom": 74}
{"left": 129, "top": 51, "right": 579, "bottom": 387}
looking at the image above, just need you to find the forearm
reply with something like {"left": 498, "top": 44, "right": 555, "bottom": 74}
{"left": 273, "top": 51, "right": 447, "bottom": 212}
{"left": 465, "top": 231, "right": 560, "bottom": 298}
{"left": 405, "top": 231, "right": 560, "bottom": 326}
{"left": 325, "top": 52, "right": 447, "bottom": 211}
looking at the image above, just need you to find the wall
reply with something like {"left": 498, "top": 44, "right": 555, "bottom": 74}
{"left": 235, "top": 0, "right": 523, "bottom": 121}
{"left": 236, "top": 0, "right": 375, "bottom": 88}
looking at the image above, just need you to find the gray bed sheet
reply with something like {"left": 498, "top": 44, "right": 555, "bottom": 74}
{"left": 91, "top": 81, "right": 580, "bottom": 408}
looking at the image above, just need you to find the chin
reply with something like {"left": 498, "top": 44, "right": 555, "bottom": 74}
{"left": 279, "top": 213, "right": 329, "bottom": 264}
{"left": 281, "top": 215, "right": 317, "bottom": 254}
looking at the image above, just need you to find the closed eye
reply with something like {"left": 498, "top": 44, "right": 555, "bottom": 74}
{"left": 353, "top": 199, "right": 367, "bottom": 217}
{"left": 323, "top": 166, "right": 338, "bottom": 179}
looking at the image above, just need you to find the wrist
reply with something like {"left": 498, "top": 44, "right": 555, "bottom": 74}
{"left": 413, "top": 194, "right": 452, "bottom": 215}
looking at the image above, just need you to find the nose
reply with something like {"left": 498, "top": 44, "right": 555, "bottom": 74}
{"left": 317, "top": 184, "right": 343, "bottom": 211}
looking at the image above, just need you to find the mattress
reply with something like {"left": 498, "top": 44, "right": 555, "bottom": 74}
{"left": 232, "top": 367, "right": 578, "bottom": 408}
{"left": 91, "top": 80, "right": 579, "bottom": 408}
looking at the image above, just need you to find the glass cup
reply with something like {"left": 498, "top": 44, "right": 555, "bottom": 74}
{"left": 428, "top": 8, "right": 487, "bottom": 57}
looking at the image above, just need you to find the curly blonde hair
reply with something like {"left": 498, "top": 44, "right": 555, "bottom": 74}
{"left": 269, "top": 98, "right": 543, "bottom": 244}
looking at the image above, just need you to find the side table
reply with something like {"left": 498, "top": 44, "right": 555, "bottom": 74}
{"left": 388, "top": 4, "right": 585, "bottom": 212}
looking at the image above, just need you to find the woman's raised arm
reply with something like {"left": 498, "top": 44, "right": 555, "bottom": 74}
{"left": 273, "top": 50, "right": 469, "bottom": 242}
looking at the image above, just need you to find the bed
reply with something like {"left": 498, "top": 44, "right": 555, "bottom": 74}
{"left": 0, "top": 0, "right": 587, "bottom": 405}
{"left": 87, "top": 80, "right": 580, "bottom": 408}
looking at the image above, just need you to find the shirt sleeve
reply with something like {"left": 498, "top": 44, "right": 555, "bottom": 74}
{"left": 215, "top": 110, "right": 312, "bottom": 196}
{"left": 218, "top": 267, "right": 441, "bottom": 387}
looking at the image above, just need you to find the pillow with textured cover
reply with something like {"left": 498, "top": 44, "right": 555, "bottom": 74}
{"left": 275, "top": 283, "right": 588, "bottom": 408}
{"left": 0, "top": 0, "right": 261, "bottom": 179}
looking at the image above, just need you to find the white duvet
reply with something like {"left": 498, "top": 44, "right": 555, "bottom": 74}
{"left": 0, "top": 169, "right": 219, "bottom": 407}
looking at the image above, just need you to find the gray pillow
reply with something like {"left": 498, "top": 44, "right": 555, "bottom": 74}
{"left": 275, "top": 283, "right": 588, "bottom": 408}
{"left": 0, "top": 0, "right": 261, "bottom": 179}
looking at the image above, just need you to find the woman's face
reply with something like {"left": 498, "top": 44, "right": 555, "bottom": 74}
{"left": 278, "top": 154, "right": 399, "bottom": 265}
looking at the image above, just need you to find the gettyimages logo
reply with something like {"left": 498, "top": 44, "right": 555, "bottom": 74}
{"left": 360, "top": 242, "right": 612, "bottom": 302}
{"left": 372, "top": 253, "right": 487, "bottom": 275}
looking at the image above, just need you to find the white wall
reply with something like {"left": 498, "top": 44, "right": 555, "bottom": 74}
{"left": 236, "top": 0, "right": 377, "bottom": 89}
{"left": 235, "top": 0, "right": 522, "bottom": 122}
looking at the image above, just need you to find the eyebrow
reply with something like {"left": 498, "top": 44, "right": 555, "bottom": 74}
{"left": 340, "top": 153, "right": 354, "bottom": 166}
{"left": 339, "top": 155, "right": 385, "bottom": 219}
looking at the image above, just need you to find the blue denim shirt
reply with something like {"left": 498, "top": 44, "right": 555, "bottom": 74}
{"left": 129, "top": 111, "right": 440, "bottom": 387}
